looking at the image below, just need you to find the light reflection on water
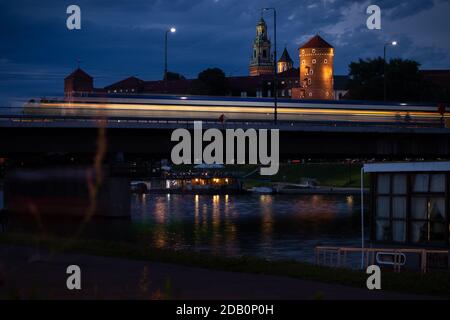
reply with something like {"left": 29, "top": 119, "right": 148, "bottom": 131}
{"left": 2, "top": 187, "right": 362, "bottom": 263}
{"left": 131, "top": 193, "right": 362, "bottom": 263}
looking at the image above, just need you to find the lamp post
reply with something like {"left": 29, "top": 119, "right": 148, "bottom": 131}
{"left": 164, "top": 27, "right": 176, "bottom": 92}
{"left": 383, "top": 40, "right": 397, "bottom": 102}
{"left": 263, "top": 7, "right": 277, "bottom": 124}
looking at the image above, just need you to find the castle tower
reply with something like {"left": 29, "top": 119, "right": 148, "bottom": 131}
{"left": 298, "top": 35, "right": 334, "bottom": 100}
{"left": 249, "top": 17, "right": 274, "bottom": 76}
{"left": 277, "top": 47, "right": 294, "bottom": 73}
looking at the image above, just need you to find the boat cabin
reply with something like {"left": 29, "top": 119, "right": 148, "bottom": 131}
{"left": 364, "top": 162, "right": 450, "bottom": 247}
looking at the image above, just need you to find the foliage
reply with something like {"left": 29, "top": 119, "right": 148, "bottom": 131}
{"left": 190, "top": 68, "right": 230, "bottom": 96}
{"left": 165, "top": 71, "right": 185, "bottom": 81}
{"left": 347, "top": 57, "right": 449, "bottom": 103}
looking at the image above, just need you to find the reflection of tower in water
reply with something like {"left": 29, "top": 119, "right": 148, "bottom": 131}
{"left": 223, "top": 194, "right": 237, "bottom": 255}
{"left": 153, "top": 195, "right": 167, "bottom": 248}
{"left": 260, "top": 195, "right": 274, "bottom": 252}
{"left": 193, "top": 194, "right": 200, "bottom": 244}
{"left": 211, "top": 195, "right": 221, "bottom": 251}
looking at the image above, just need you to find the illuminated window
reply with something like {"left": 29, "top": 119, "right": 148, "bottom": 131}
{"left": 310, "top": 69, "right": 314, "bottom": 75}
{"left": 308, "top": 79, "right": 312, "bottom": 85}
{"left": 309, "top": 92, "right": 313, "bottom": 97}
{"left": 312, "top": 59, "right": 316, "bottom": 64}
{"left": 302, "top": 60, "right": 305, "bottom": 65}
{"left": 312, "top": 49, "right": 316, "bottom": 53}
{"left": 302, "top": 49, "right": 305, "bottom": 54}
{"left": 324, "top": 59, "right": 328, "bottom": 64}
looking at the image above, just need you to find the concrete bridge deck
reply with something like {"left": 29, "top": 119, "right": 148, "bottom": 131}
{"left": 1, "top": 113, "right": 449, "bottom": 158}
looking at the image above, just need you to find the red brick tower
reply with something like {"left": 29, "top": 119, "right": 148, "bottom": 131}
{"left": 296, "top": 35, "right": 334, "bottom": 100}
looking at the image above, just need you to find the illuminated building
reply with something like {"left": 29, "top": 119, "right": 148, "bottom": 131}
{"left": 277, "top": 47, "right": 293, "bottom": 74}
{"left": 63, "top": 31, "right": 345, "bottom": 100}
{"left": 292, "top": 35, "right": 335, "bottom": 100}
{"left": 248, "top": 17, "right": 274, "bottom": 77}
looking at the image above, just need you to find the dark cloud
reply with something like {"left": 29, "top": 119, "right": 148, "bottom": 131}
{"left": 1, "top": 0, "right": 449, "bottom": 104}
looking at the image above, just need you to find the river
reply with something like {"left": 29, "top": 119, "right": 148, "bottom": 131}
{"left": 130, "top": 193, "right": 363, "bottom": 263}
{"left": 1, "top": 190, "right": 364, "bottom": 263}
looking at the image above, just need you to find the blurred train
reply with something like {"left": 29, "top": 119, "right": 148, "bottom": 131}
{"left": 23, "top": 93, "right": 448, "bottom": 125}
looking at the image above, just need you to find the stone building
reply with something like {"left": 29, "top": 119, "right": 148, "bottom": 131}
{"left": 249, "top": 17, "right": 274, "bottom": 77}
{"left": 292, "top": 35, "right": 334, "bottom": 100}
{"left": 277, "top": 47, "right": 294, "bottom": 74}
{"left": 63, "top": 23, "right": 343, "bottom": 100}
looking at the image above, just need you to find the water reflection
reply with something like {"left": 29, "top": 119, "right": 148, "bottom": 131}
{"left": 130, "top": 193, "right": 362, "bottom": 262}
{"left": 3, "top": 187, "right": 362, "bottom": 263}
{"left": 260, "top": 195, "right": 273, "bottom": 255}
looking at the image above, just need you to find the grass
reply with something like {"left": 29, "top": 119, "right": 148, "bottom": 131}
{"left": 1, "top": 232, "right": 449, "bottom": 298}
{"left": 269, "top": 163, "right": 367, "bottom": 187}
{"left": 172, "top": 162, "right": 369, "bottom": 188}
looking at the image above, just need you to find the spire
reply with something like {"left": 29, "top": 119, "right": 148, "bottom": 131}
{"left": 249, "top": 15, "right": 273, "bottom": 76}
{"left": 278, "top": 47, "right": 293, "bottom": 64}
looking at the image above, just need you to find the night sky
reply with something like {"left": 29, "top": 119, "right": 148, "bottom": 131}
{"left": 1, "top": 0, "right": 450, "bottom": 104}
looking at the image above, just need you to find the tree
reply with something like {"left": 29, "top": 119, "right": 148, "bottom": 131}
{"left": 190, "top": 68, "right": 230, "bottom": 96}
{"left": 347, "top": 57, "right": 448, "bottom": 103}
{"left": 165, "top": 72, "right": 185, "bottom": 81}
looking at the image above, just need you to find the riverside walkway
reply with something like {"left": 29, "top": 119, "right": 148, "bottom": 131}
{"left": 0, "top": 245, "right": 439, "bottom": 300}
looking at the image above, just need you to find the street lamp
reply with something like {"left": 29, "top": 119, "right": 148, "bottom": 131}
{"left": 383, "top": 40, "right": 397, "bottom": 101}
{"left": 263, "top": 7, "right": 277, "bottom": 124}
{"left": 164, "top": 27, "right": 176, "bottom": 90}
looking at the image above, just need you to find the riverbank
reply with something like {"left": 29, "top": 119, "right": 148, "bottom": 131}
{"left": 247, "top": 186, "right": 369, "bottom": 195}
{"left": 0, "top": 243, "right": 437, "bottom": 300}
{"left": 172, "top": 163, "right": 368, "bottom": 189}
{"left": 1, "top": 233, "right": 449, "bottom": 299}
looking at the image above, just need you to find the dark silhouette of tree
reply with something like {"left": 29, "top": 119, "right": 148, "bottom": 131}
{"left": 347, "top": 57, "right": 449, "bottom": 103}
{"left": 165, "top": 72, "right": 185, "bottom": 81}
{"left": 190, "top": 68, "right": 230, "bottom": 96}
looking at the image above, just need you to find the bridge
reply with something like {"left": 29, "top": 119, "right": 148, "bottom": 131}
{"left": 1, "top": 111, "right": 449, "bottom": 159}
